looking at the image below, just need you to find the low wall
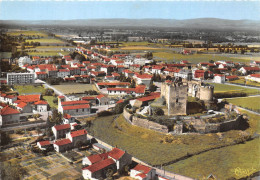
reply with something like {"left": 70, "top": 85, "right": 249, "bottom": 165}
{"left": 132, "top": 116, "right": 169, "bottom": 133}
{"left": 124, "top": 108, "right": 168, "bottom": 133}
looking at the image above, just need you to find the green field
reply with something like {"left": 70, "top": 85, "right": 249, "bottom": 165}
{"left": 25, "top": 38, "right": 66, "bottom": 44}
{"left": 14, "top": 85, "right": 45, "bottom": 95}
{"left": 164, "top": 138, "right": 260, "bottom": 179}
{"left": 87, "top": 112, "right": 258, "bottom": 165}
{"left": 210, "top": 83, "right": 260, "bottom": 95}
{"left": 86, "top": 108, "right": 260, "bottom": 179}
{"left": 7, "top": 30, "right": 48, "bottom": 37}
{"left": 153, "top": 52, "right": 249, "bottom": 63}
{"left": 43, "top": 96, "right": 58, "bottom": 109}
{"left": 27, "top": 51, "right": 70, "bottom": 57}
{"left": 52, "top": 84, "right": 95, "bottom": 94}
{"left": 227, "top": 96, "right": 260, "bottom": 112}
{"left": 230, "top": 78, "right": 260, "bottom": 87}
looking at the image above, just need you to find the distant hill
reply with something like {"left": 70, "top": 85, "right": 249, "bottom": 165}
{"left": 1, "top": 18, "right": 260, "bottom": 31}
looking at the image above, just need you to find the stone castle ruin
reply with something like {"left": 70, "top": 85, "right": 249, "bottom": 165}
{"left": 161, "top": 79, "right": 214, "bottom": 116}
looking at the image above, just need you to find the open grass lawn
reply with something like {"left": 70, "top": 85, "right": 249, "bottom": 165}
{"left": 25, "top": 38, "right": 66, "bottom": 44}
{"left": 87, "top": 112, "right": 259, "bottom": 167}
{"left": 164, "top": 138, "right": 260, "bottom": 179}
{"left": 153, "top": 52, "right": 249, "bottom": 63}
{"left": 7, "top": 30, "right": 48, "bottom": 37}
{"left": 227, "top": 96, "right": 260, "bottom": 112}
{"left": 209, "top": 83, "right": 260, "bottom": 95}
{"left": 27, "top": 51, "right": 70, "bottom": 57}
{"left": 120, "top": 46, "right": 161, "bottom": 50}
{"left": 230, "top": 78, "right": 260, "bottom": 87}
{"left": 52, "top": 83, "right": 94, "bottom": 94}
{"left": 14, "top": 85, "right": 45, "bottom": 95}
{"left": 43, "top": 96, "right": 58, "bottom": 109}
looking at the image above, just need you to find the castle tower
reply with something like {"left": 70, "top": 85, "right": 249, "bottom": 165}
{"left": 167, "top": 83, "right": 188, "bottom": 116}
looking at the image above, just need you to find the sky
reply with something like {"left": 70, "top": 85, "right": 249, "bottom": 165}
{"left": 0, "top": 0, "right": 260, "bottom": 21}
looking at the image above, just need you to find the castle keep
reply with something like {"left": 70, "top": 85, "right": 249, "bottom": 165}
{"left": 161, "top": 80, "right": 214, "bottom": 116}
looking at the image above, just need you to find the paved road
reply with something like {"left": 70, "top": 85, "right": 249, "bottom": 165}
{"left": 38, "top": 80, "right": 72, "bottom": 101}
{"left": 1, "top": 122, "right": 47, "bottom": 132}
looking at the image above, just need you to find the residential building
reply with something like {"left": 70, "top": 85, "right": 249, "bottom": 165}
{"left": 7, "top": 73, "right": 35, "bottom": 85}
{"left": 0, "top": 106, "right": 20, "bottom": 127}
{"left": 52, "top": 124, "right": 71, "bottom": 139}
{"left": 130, "top": 164, "right": 156, "bottom": 180}
{"left": 53, "top": 138, "right": 73, "bottom": 152}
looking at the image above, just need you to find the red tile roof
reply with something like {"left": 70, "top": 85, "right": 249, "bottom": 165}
{"left": 63, "top": 104, "right": 90, "bottom": 110}
{"left": 63, "top": 113, "right": 71, "bottom": 119}
{"left": 38, "top": 140, "right": 51, "bottom": 146}
{"left": 136, "top": 74, "right": 153, "bottom": 79}
{"left": 17, "top": 94, "right": 41, "bottom": 103}
{"left": 86, "top": 153, "right": 109, "bottom": 164}
{"left": 61, "top": 100, "right": 90, "bottom": 106}
{"left": 82, "top": 158, "right": 115, "bottom": 173}
{"left": 70, "top": 129, "right": 87, "bottom": 138}
{"left": 97, "top": 82, "right": 130, "bottom": 86}
{"left": 243, "top": 67, "right": 260, "bottom": 71}
{"left": 137, "top": 95, "right": 160, "bottom": 102}
{"left": 36, "top": 72, "right": 47, "bottom": 75}
{"left": 116, "top": 99, "right": 124, "bottom": 104}
{"left": 0, "top": 106, "right": 20, "bottom": 115}
{"left": 54, "top": 139, "right": 72, "bottom": 146}
{"left": 54, "top": 124, "right": 70, "bottom": 131}
{"left": 34, "top": 100, "right": 48, "bottom": 105}
{"left": 250, "top": 74, "right": 260, "bottom": 78}
{"left": 108, "top": 148, "right": 125, "bottom": 160}
{"left": 132, "top": 164, "right": 152, "bottom": 174}
{"left": 82, "top": 96, "right": 96, "bottom": 100}
{"left": 17, "top": 102, "right": 28, "bottom": 108}
{"left": 96, "top": 94, "right": 105, "bottom": 99}
{"left": 226, "top": 75, "right": 238, "bottom": 79}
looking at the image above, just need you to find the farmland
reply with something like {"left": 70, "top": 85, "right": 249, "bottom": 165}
{"left": 209, "top": 83, "right": 260, "bottom": 95}
{"left": 13, "top": 85, "right": 45, "bottom": 95}
{"left": 27, "top": 51, "right": 70, "bottom": 57}
{"left": 25, "top": 38, "right": 66, "bottom": 44}
{"left": 227, "top": 96, "right": 260, "bottom": 112}
{"left": 52, "top": 84, "right": 95, "bottom": 94}
{"left": 153, "top": 52, "right": 249, "bottom": 63}
{"left": 6, "top": 30, "right": 48, "bottom": 37}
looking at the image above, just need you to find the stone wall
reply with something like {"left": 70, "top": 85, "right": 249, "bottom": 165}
{"left": 132, "top": 116, "right": 169, "bottom": 133}
{"left": 168, "top": 85, "right": 188, "bottom": 115}
{"left": 123, "top": 108, "right": 168, "bottom": 133}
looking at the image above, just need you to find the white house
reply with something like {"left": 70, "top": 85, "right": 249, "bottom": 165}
{"left": 52, "top": 124, "right": 71, "bottom": 139}
{"left": 66, "top": 129, "right": 88, "bottom": 147}
{"left": 18, "top": 56, "right": 31, "bottom": 67}
{"left": 57, "top": 69, "right": 70, "bottom": 78}
{"left": 213, "top": 74, "right": 225, "bottom": 83}
{"left": 82, "top": 158, "right": 116, "bottom": 180}
{"left": 130, "top": 164, "right": 156, "bottom": 180}
{"left": 82, "top": 152, "right": 109, "bottom": 166}
{"left": 245, "top": 74, "right": 260, "bottom": 83}
{"left": 34, "top": 100, "right": 48, "bottom": 112}
{"left": 135, "top": 74, "right": 153, "bottom": 87}
{"left": 53, "top": 138, "right": 73, "bottom": 152}
{"left": 37, "top": 140, "right": 52, "bottom": 150}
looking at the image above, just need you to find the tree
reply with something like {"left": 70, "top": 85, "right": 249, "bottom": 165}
{"left": 0, "top": 131, "right": 11, "bottom": 146}
{"left": 152, "top": 107, "right": 164, "bottom": 116}
{"left": 149, "top": 81, "right": 157, "bottom": 92}
{"left": 114, "top": 102, "right": 127, "bottom": 114}
{"left": 129, "top": 80, "right": 136, "bottom": 88}
{"left": 50, "top": 109, "right": 62, "bottom": 125}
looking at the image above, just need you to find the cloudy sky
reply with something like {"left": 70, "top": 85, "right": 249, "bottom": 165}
{"left": 0, "top": 0, "right": 259, "bottom": 20}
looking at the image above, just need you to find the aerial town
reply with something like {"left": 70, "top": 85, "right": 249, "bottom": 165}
{"left": 0, "top": 1, "right": 260, "bottom": 180}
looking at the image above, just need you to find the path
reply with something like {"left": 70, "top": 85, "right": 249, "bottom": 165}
{"left": 38, "top": 80, "right": 72, "bottom": 101}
